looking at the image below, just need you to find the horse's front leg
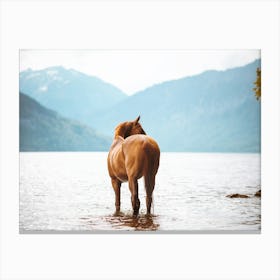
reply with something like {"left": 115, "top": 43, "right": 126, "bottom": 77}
{"left": 111, "top": 178, "right": 121, "bottom": 213}
{"left": 128, "top": 178, "right": 140, "bottom": 216}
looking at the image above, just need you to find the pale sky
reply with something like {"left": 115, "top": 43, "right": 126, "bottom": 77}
{"left": 20, "top": 50, "right": 260, "bottom": 95}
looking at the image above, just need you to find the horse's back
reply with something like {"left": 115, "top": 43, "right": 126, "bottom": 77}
{"left": 123, "top": 134, "right": 160, "bottom": 157}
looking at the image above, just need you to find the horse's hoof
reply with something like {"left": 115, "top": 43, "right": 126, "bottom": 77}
{"left": 113, "top": 210, "right": 122, "bottom": 217}
{"left": 133, "top": 211, "right": 139, "bottom": 217}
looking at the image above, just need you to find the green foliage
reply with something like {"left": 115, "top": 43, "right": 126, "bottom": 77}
{"left": 253, "top": 67, "right": 261, "bottom": 100}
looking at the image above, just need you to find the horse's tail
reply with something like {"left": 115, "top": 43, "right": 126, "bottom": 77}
{"left": 143, "top": 138, "right": 160, "bottom": 214}
{"left": 143, "top": 139, "right": 160, "bottom": 177}
{"left": 144, "top": 157, "right": 158, "bottom": 215}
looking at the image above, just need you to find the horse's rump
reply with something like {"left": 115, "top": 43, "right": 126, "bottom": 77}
{"left": 122, "top": 135, "right": 160, "bottom": 179}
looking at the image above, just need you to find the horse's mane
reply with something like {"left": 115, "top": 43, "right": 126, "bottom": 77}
{"left": 114, "top": 116, "right": 146, "bottom": 139}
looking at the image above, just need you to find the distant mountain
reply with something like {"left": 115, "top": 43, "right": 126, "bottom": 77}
{"left": 20, "top": 93, "right": 111, "bottom": 151}
{"left": 93, "top": 59, "right": 261, "bottom": 152}
{"left": 20, "top": 60, "right": 261, "bottom": 153}
{"left": 20, "top": 66, "right": 127, "bottom": 127}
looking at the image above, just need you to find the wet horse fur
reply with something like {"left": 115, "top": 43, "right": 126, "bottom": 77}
{"left": 107, "top": 116, "right": 160, "bottom": 216}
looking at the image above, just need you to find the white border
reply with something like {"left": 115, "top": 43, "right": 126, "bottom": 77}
{"left": 0, "top": 1, "right": 279, "bottom": 279}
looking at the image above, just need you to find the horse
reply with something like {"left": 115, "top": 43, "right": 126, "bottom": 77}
{"left": 107, "top": 116, "right": 160, "bottom": 216}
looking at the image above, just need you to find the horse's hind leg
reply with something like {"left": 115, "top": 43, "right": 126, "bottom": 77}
{"left": 111, "top": 178, "right": 121, "bottom": 213}
{"left": 144, "top": 175, "right": 155, "bottom": 215}
{"left": 128, "top": 178, "right": 140, "bottom": 216}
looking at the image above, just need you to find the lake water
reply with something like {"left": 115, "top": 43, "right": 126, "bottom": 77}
{"left": 19, "top": 152, "right": 261, "bottom": 232}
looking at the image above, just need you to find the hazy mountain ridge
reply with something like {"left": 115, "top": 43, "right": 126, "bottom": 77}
{"left": 93, "top": 59, "right": 261, "bottom": 152}
{"left": 19, "top": 59, "right": 261, "bottom": 152}
{"left": 20, "top": 66, "right": 127, "bottom": 127}
{"left": 20, "top": 93, "right": 110, "bottom": 151}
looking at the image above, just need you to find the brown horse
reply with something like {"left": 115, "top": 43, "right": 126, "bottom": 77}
{"left": 107, "top": 116, "right": 160, "bottom": 216}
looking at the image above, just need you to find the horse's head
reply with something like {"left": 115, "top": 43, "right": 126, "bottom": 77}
{"left": 114, "top": 116, "right": 146, "bottom": 139}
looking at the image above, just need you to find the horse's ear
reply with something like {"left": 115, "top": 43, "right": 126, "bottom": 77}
{"left": 134, "top": 115, "right": 140, "bottom": 124}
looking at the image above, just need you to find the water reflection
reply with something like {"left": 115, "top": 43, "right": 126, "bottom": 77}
{"left": 20, "top": 152, "right": 261, "bottom": 231}
{"left": 106, "top": 212, "right": 160, "bottom": 231}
